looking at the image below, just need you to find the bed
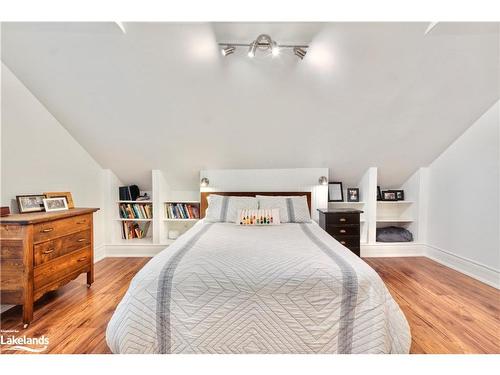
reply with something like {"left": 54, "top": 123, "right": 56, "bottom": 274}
{"left": 106, "top": 192, "right": 411, "bottom": 354}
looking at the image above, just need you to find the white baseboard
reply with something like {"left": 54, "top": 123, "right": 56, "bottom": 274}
{"left": 361, "top": 243, "right": 425, "bottom": 257}
{"left": 104, "top": 244, "right": 167, "bottom": 258}
{"left": 424, "top": 244, "right": 500, "bottom": 289}
{"left": 94, "top": 244, "right": 106, "bottom": 263}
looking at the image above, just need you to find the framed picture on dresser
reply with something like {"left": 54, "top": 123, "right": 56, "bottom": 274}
{"left": 16, "top": 194, "right": 46, "bottom": 213}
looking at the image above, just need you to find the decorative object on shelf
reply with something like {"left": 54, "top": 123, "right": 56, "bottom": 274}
{"left": 16, "top": 194, "right": 46, "bottom": 213}
{"left": 218, "top": 34, "right": 309, "bottom": 60}
{"left": 43, "top": 197, "right": 69, "bottom": 212}
{"left": 328, "top": 182, "right": 343, "bottom": 202}
{"left": 347, "top": 188, "right": 360, "bottom": 202}
{"left": 168, "top": 230, "right": 180, "bottom": 240}
{"left": 1, "top": 206, "right": 11, "bottom": 217}
{"left": 119, "top": 185, "right": 140, "bottom": 201}
{"left": 393, "top": 190, "right": 405, "bottom": 201}
{"left": 376, "top": 226, "right": 413, "bottom": 242}
{"left": 377, "top": 186, "right": 382, "bottom": 201}
{"left": 136, "top": 193, "right": 151, "bottom": 201}
{"left": 44, "top": 191, "right": 74, "bottom": 209}
{"left": 200, "top": 177, "right": 210, "bottom": 187}
{"left": 318, "top": 176, "right": 328, "bottom": 185}
{"left": 381, "top": 191, "right": 397, "bottom": 201}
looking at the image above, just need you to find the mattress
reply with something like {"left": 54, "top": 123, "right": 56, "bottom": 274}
{"left": 106, "top": 221, "right": 411, "bottom": 354}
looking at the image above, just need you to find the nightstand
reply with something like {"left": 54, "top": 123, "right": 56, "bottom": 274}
{"left": 317, "top": 208, "right": 363, "bottom": 256}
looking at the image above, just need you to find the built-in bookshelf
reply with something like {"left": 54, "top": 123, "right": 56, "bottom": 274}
{"left": 163, "top": 201, "right": 200, "bottom": 242}
{"left": 117, "top": 201, "right": 153, "bottom": 240}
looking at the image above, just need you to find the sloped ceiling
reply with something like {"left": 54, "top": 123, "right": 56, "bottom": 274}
{"left": 1, "top": 22, "right": 499, "bottom": 190}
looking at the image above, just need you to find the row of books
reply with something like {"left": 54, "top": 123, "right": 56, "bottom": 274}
{"left": 121, "top": 221, "right": 150, "bottom": 239}
{"left": 166, "top": 203, "right": 200, "bottom": 219}
{"left": 119, "top": 203, "right": 153, "bottom": 219}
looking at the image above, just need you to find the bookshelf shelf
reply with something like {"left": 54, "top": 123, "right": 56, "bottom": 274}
{"left": 117, "top": 200, "right": 153, "bottom": 204}
{"left": 163, "top": 218, "right": 199, "bottom": 222}
{"left": 116, "top": 218, "right": 153, "bottom": 222}
{"left": 377, "top": 201, "right": 414, "bottom": 205}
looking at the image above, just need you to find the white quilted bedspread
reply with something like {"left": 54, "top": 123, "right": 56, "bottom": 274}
{"left": 106, "top": 221, "right": 411, "bottom": 354}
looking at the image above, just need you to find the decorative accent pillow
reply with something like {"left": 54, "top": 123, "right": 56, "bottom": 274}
{"left": 205, "top": 195, "right": 258, "bottom": 223}
{"left": 257, "top": 195, "right": 311, "bottom": 223}
{"left": 237, "top": 209, "right": 281, "bottom": 226}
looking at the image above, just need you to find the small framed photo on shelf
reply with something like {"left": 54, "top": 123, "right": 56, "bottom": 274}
{"left": 44, "top": 191, "right": 74, "bottom": 208}
{"left": 43, "top": 197, "right": 69, "bottom": 212}
{"left": 328, "top": 182, "right": 343, "bottom": 202}
{"left": 382, "top": 190, "right": 398, "bottom": 201}
{"left": 394, "top": 190, "right": 405, "bottom": 201}
{"left": 16, "top": 194, "right": 46, "bottom": 213}
{"left": 347, "top": 188, "right": 360, "bottom": 202}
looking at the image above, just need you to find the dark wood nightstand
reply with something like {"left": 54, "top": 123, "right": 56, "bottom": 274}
{"left": 317, "top": 208, "right": 363, "bottom": 256}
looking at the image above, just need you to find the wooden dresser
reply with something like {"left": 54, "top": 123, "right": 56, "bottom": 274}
{"left": 317, "top": 208, "right": 363, "bottom": 257}
{"left": 0, "top": 207, "right": 99, "bottom": 327}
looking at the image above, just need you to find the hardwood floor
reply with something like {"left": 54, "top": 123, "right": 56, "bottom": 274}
{"left": 0, "top": 256, "right": 498, "bottom": 354}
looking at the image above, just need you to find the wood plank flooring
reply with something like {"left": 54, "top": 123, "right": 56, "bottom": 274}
{"left": 1, "top": 256, "right": 498, "bottom": 354}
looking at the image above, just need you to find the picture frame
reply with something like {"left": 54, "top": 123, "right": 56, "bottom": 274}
{"left": 382, "top": 190, "right": 398, "bottom": 201}
{"left": 16, "top": 194, "right": 46, "bottom": 213}
{"left": 328, "top": 182, "right": 344, "bottom": 202}
{"left": 377, "top": 186, "right": 382, "bottom": 201}
{"left": 43, "top": 197, "right": 69, "bottom": 212}
{"left": 347, "top": 188, "right": 360, "bottom": 202}
{"left": 44, "top": 191, "right": 75, "bottom": 208}
{"left": 394, "top": 190, "right": 405, "bottom": 201}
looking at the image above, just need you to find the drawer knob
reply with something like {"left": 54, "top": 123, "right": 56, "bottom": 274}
{"left": 77, "top": 238, "right": 86, "bottom": 242}
{"left": 76, "top": 221, "right": 86, "bottom": 225}
{"left": 339, "top": 218, "right": 347, "bottom": 222}
{"left": 340, "top": 229, "right": 346, "bottom": 233}
{"left": 41, "top": 228, "right": 54, "bottom": 233}
{"left": 340, "top": 241, "right": 346, "bottom": 245}
{"left": 77, "top": 257, "right": 87, "bottom": 262}
{"left": 42, "top": 248, "right": 55, "bottom": 254}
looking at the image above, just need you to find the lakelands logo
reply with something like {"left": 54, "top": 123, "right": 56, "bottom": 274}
{"left": 0, "top": 330, "right": 49, "bottom": 353}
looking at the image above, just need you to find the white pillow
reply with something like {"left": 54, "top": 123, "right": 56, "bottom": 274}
{"left": 257, "top": 195, "right": 311, "bottom": 223}
{"left": 237, "top": 209, "right": 281, "bottom": 225}
{"left": 205, "top": 195, "right": 258, "bottom": 223}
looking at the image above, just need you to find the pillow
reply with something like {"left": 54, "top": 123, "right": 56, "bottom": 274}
{"left": 237, "top": 209, "right": 281, "bottom": 225}
{"left": 205, "top": 195, "right": 258, "bottom": 223}
{"left": 257, "top": 195, "right": 311, "bottom": 223}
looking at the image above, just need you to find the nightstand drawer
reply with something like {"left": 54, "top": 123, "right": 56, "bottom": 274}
{"left": 34, "top": 214, "right": 91, "bottom": 243}
{"left": 333, "top": 236, "right": 360, "bottom": 249}
{"left": 326, "top": 213, "right": 359, "bottom": 225}
{"left": 34, "top": 230, "right": 92, "bottom": 266}
{"left": 326, "top": 225, "right": 360, "bottom": 236}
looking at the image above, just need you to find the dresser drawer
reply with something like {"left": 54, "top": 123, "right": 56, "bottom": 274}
{"left": 326, "top": 225, "right": 360, "bottom": 236}
{"left": 33, "top": 214, "right": 91, "bottom": 243}
{"left": 34, "top": 247, "right": 91, "bottom": 290}
{"left": 34, "top": 230, "right": 91, "bottom": 266}
{"left": 325, "top": 213, "right": 359, "bottom": 225}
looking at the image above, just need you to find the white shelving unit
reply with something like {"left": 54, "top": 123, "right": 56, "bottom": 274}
{"left": 163, "top": 200, "right": 200, "bottom": 243}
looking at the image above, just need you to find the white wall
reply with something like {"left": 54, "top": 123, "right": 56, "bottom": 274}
{"left": 426, "top": 101, "right": 500, "bottom": 283}
{"left": 1, "top": 63, "right": 105, "bottom": 251}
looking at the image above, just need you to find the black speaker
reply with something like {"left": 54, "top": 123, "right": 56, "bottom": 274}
{"left": 129, "top": 185, "right": 140, "bottom": 201}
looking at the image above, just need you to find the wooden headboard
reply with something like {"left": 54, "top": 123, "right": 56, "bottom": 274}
{"left": 200, "top": 191, "right": 312, "bottom": 218}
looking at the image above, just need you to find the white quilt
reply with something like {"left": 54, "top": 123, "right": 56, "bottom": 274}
{"left": 106, "top": 221, "right": 411, "bottom": 354}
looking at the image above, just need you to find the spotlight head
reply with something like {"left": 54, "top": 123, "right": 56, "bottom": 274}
{"left": 221, "top": 46, "right": 235, "bottom": 56}
{"left": 294, "top": 47, "right": 307, "bottom": 60}
{"left": 200, "top": 177, "right": 210, "bottom": 187}
{"left": 318, "top": 176, "right": 328, "bottom": 185}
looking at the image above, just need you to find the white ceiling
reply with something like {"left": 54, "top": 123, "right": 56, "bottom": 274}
{"left": 1, "top": 22, "right": 499, "bottom": 190}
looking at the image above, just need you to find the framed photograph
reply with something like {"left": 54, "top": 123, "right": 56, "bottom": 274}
{"left": 16, "top": 194, "right": 46, "bottom": 213}
{"left": 377, "top": 186, "right": 382, "bottom": 201}
{"left": 347, "top": 188, "right": 360, "bottom": 202}
{"left": 382, "top": 190, "right": 397, "bottom": 201}
{"left": 44, "top": 191, "right": 74, "bottom": 208}
{"left": 328, "top": 182, "right": 344, "bottom": 202}
{"left": 394, "top": 190, "right": 405, "bottom": 201}
{"left": 43, "top": 197, "right": 69, "bottom": 212}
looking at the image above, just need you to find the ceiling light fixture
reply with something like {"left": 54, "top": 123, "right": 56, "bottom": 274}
{"left": 221, "top": 46, "right": 235, "bottom": 56}
{"left": 318, "top": 176, "right": 328, "bottom": 185}
{"left": 219, "top": 34, "right": 308, "bottom": 60}
{"left": 200, "top": 177, "right": 210, "bottom": 187}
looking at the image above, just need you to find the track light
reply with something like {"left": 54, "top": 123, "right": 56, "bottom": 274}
{"left": 221, "top": 46, "right": 235, "bottom": 56}
{"left": 294, "top": 47, "right": 307, "bottom": 60}
{"left": 200, "top": 177, "right": 210, "bottom": 187}
{"left": 318, "top": 176, "right": 328, "bottom": 185}
{"left": 271, "top": 41, "right": 280, "bottom": 57}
